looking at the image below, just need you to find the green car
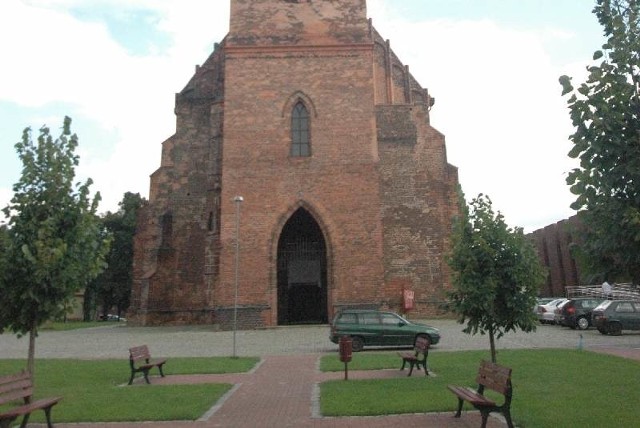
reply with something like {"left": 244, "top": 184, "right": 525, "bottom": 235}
{"left": 592, "top": 300, "right": 640, "bottom": 335}
{"left": 329, "top": 309, "right": 441, "bottom": 352}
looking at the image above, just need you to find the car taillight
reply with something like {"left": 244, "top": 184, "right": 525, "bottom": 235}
{"left": 538, "top": 307, "right": 546, "bottom": 313}
{"left": 567, "top": 306, "right": 575, "bottom": 315}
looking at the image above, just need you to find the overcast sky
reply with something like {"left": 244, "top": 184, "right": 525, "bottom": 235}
{"left": 0, "top": 0, "right": 605, "bottom": 232}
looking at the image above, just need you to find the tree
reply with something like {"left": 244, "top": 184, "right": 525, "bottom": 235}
{"left": 447, "top": 192, "right": 546, "bottom": 363}
{"left": 559, "top": 0, "right": 640, "bottom": 284}
{"left": 87, "top": 192, "right": 145, "bottom": 320}
{"left": 0, "top": 117, "right": 109, "bottom": 375}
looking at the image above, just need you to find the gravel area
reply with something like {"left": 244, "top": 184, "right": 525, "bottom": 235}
{"left": 1, "top": 319, "right": 639, "bottom": 359}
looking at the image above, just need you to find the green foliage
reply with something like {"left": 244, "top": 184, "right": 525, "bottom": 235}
{"left": 0, "top": 225, "right": 8, "bottom": 283}
{"left": 560, "top": 0, "right": 640, "bottom": 283}
{"left": 319, "top": 349, "right": 640, "bottom": 427}
{"left": 0, "top": 117, "right": 109, "bottom": 370}
{"left": 0, "top": 357, "right": 258, "bottom": 423}
{"left": 86, "top": 192, "right": 145, "bottom": 320}
{"left": 446, "top": 192, "right": 546, "bottom": 361}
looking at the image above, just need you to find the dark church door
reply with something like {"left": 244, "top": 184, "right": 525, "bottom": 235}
{"left": 277, "top": 208, "right": 328, "bottom": 325}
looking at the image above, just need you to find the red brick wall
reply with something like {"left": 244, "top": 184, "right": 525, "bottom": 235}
{"left": 220, "top": 37, "right": 384, "bottom": 323}
{"left": 528, "top": 215, "right": 582, "bottom": 296}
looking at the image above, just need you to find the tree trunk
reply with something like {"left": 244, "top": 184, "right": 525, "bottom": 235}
{"left": 489, "top": 328, "right": 497, "bottom": 363}
{"left": 28, "top": 323, "right": 37, "bottom": 377}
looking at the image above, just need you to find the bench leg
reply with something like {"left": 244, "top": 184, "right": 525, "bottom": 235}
{"left": 19, "top": 413, "right": 30, "bottom": 428}
{"left": 400, "top": 359, "right": 407, "bottom": 371}
{"left": 407, "top": 361, "right": 415, "bottom": 376}
{"left": 454, "top": 398, "right": 464, "bottom": 418}
{"left": 158, "top": 363, "right": 165, "bottom": 378}
{"left": 44, "top": 405, "right": 55, "bottom": 428}
{"left": 480, "top": 410, "right": 489, "bottom": 428}
{"left": 503, "top": 409, "right": 514, "bottom": 428}
{"left": 142, "top": 368, "right": 151, "bottom": 384}
{"left": 0, "top": 418, "right": 16, "bottom": 428}
{"left": 128, "top": 370, "right": 136, "bottom": 385}
{"left": 418, "top": 361, "right": 429, "bottom": 376}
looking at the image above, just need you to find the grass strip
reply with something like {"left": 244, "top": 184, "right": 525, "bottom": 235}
{"left": 41, "top": 321, "right": 110, "bottom": 331}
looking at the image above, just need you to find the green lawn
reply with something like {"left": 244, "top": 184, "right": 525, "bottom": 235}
{"left": 0, "top": 356, "right": 259, "bottom": 423}
{"left": 320, "top": 349, "right": 640, "bottom": 427}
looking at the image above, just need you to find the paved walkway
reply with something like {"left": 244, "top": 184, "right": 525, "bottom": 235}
{"left": 53, "top": 354, "right": 507, "bottom": 428}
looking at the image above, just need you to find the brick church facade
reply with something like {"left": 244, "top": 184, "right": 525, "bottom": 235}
{"left": 128, "top": 0, "right": 460, "bottom": 328}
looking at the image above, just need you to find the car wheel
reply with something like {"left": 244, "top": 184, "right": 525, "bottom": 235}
{"left": 576, "top": 316, "right": 589, "bottom": 330}
{"left": 351, "top": 336, "right": 364, "bottom": 352}
{"left": 608, "top": 322, "right": 623, "bottom": 336}
{"left": 415, "top": 334, "right": 431, "bottom": 347}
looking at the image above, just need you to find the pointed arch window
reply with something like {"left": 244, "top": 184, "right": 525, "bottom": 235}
{"left": 291, "top": 101, "right": 310, "bottom": 157}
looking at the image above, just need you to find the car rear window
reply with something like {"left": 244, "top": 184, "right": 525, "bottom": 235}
{"left": 381, "top": 313, "right": 400, "bottom": 325}
{"left": 337, "top": 312, "right": 357, "bottom": 323}
{"left": 595, "top": 300, "right": 613, "bottom": 310}
{"left": 615, "top": 302, "right": 636, "bottom": 313}
{"left": 360, "top": 313, "right": 380, "bottom": 325}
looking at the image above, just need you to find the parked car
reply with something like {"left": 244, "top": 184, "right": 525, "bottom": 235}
{"left": 537, "top": 298, "right": 567, "bottom": 324}
{"left": 592, "top": 300, "right": 640, "bottom": 335}
{"left": 533, "top": 297, "right": 556, "bottom": 315}
{"left": 536, "top": 297, "right": 556, "bottom": 306}
{"left": 553, "top": 300, "right": 569, "bottom": 325}
{"left": 101, "top": 314, "right": 126, "bottom": 322}
{"left": 329, "top": 309, "right": 440, "bottom": 352}
{"left": 557, "top": 298, "right": 605, "bottom": 330}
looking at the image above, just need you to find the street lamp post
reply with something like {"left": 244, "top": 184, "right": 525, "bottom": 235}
{"left": 232, "top": 195, "right": 243, "bottom": 358}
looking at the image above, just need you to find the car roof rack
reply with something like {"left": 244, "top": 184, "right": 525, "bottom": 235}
{"left": 565, "top": 283, "right": 640, "bottom": 301}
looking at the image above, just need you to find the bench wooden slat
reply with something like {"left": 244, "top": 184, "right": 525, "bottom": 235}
{"left": 447, "top": 386, "right": 495, "bottom": 407}
{"left": 476, "top": 363, "right": 512, "bottom": 395}
{"left": 0, "top": 387, "right": 34, "bottom": 406}
{"left": 129, "top": 345, "right": 152, "bottom": 361}
{"left": 0, "top": 371, "right": 30, "bottom": 385}
{"left": 0, "top": 376, "right": 31, "bottom": 396}
{"left": 0, "top": 397, "right": 62, "bottom": 419}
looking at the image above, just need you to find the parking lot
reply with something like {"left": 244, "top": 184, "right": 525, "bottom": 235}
{"left": 1, "top": 319, "right": 639, "bottom": 359}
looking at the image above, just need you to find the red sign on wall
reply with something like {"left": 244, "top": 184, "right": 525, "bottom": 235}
{"left": 403, "top": 289, "right": 415, "bottom": 311}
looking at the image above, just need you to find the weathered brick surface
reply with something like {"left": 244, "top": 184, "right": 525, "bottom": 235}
{"left": 129, "top": 0, "right": 459, "bottom": 327}
{"left": 528, "top": 215, "right": 583, "bottom": 296}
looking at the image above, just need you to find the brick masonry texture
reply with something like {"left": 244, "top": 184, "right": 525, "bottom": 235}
{"left": 528, "top": 215, "right": 583, "bottom": 296}
{"left": 129, "top": 0, "right": 460, "bottom": 328}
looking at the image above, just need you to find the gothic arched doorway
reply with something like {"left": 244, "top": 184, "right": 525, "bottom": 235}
{"left": 277, "top": 208, "right": 328, "bottom": 325}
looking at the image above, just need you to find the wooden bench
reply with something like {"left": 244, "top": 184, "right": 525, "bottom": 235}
{"left": 447, "top": 360, "right": 514, "bottom": 428}
{"left": 397, "top": 335, "right": 430, "bottom": 376}
{"left": 128, "top": 345, "right": 167, "bottom": 385}
{"left": 0, "top": 370, "right": 62, "bottom": 428}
